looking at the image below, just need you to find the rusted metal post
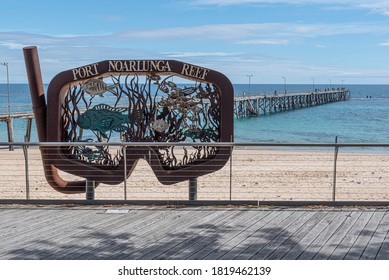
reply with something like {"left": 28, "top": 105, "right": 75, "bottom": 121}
{"left": 23, "top": 47, "right": 47, "bottom": 142}
{"left": 23, "top": 46, "right": 88, "bottom": 193}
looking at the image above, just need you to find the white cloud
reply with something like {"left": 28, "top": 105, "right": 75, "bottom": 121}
{"left": 0, "top": 41, "right": 27, "bottom": 49}
{"left": 114, "top": 22, "right": 386, "bottom": 44}
{"left": 188, "top": 0, "right": 389, "bottom": 15}
{"left": 237, "top": 39, "right": 290, "bottom": 45}
{"left": 165, "top": 52, "right": 241, "bottom": 58}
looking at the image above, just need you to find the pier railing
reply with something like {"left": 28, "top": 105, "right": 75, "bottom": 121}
{"left": 1, "top": 141, "right": 388, "bottom": 205}
{"left": 0, "top": 104, "right": 33, "bottom": 115}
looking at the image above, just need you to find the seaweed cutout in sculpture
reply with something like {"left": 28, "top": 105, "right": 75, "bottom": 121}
{"left": 61, "top": 74, "right": 222, "bottom": 171}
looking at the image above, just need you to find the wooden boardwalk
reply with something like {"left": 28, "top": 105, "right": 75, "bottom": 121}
{"left": 0, "top": 205, "right": 387, "bottom": 260}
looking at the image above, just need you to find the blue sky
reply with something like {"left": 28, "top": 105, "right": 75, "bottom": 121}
{"left": 1, "top": 0, "right": 389, "bottom": 84}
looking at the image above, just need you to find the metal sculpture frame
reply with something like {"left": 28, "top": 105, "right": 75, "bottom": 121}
{"left": 24, "top": 46, "right": 233, "bottom": 193}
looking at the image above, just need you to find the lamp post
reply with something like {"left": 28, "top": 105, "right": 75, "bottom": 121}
{"left": 246, "top": 74, "right": 253, "bottom": 95}
{"left": 282, "top": 76, "right": 286, "bottom": 94}
{"left": 328, "top": 79, "right": 332, "bottom": 89}
{"left": 1, "top": 62, "right": 10, "bottom": 117}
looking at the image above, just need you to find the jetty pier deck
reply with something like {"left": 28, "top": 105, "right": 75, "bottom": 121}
{"left": 234, "top": 88, "right": 350, "bottom": 118}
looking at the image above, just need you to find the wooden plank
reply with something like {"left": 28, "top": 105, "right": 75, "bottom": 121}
{"left": 183, "top": 210, "right": 273, "bottom": 260}
{"left": 216, "top": 210, "right": 297, "bottom": 260}
{"left": 345, "top": 210, "right": 386, "bottom": 260}
{"left": 214, "top": 210, "right": 289, "bottom": 260}
{"left": 48, "top": 208, "right": 164, "bottom": 259}
{"left": 328, "top": 210, "right": 374, "bottom": 260}
{"left": 283, "top": 211, "right": 340, "bottom": 260}
{"left": 313, "top": 210, "right": 362, "bottom": 260}
{"left": 372, "top": 211, "right": 389, "bottom": 260}
{"left": 0, "top": 206, "right": 384, "bottom": 260}
{"left": 0, "top": 209, "right": 97, "bottom": 248}
{"left": 0, "top": 209, "right": 40, "bottom": 225}
{"left": 240, "top": 211, "right": 314, "bottom": 260}
{"left": 106, "top": 209, "right": 225, "bottom": 260}
{"left": 267, "top": 211, "right": 329, "bottom": 260}
{"left": 0, "top": 209, "right": 55, "bottom": 233}
{"left": 2, "top": 208, "right": 156, "bottom": 259}
{"left": 220, "top": 210, "right": 307, "bottom": 260}
{"left": 93, "top": 209, "right": 215, "bottom": 259}
{"left": 160, "top": 210, "right": 258, "bottom": 260}
{"left": 0, "top": 209, "right": 105, "bottom": 259}
{"left": 297, "top": 210, "right": 350, "bottom": 260}
{"left": 23, "top": 207, "right": 158, "bottom": 260}
{"left": 53, "top": 208, "right": 178, "bottom": 260}
{"left": 136, "top": 209, "right": 241, "bottom": 260}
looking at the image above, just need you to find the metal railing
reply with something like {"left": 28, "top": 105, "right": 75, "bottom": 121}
{"left": 0, "top": 104, "right": 33, "bottom": 115}
{"left": 236, "top": 88, "right": 349, "bottom": 98}
{"left": 1, "top": 141, "right": 389, "bottom": 205}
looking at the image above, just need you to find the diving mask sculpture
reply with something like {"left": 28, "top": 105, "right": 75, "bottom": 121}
{"left": 23, "top": 46, "right": 233, "bottom": 193}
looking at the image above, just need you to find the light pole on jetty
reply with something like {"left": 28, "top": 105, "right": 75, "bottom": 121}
{"left": 1, "top": 62, "right": 10, "bottom": 117}
{"left": 246, "top": 74, "right": 253, "bottom": 95}
{"left": 282, "top": 76, "right": 286, "bottom": 94}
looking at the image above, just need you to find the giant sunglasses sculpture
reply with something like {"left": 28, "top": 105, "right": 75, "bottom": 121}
{"left": 23, "top": 47, "right": 233, "bottom": 193}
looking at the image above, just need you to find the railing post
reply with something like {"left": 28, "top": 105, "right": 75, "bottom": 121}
{"left": 25, "top": 118, "right": 32, "bottom": 143}
{"left": 333, "top": 136, "right": 339, "bottom": 202}
{"left": 86, "top": 179, "right": 95, "bottom": 200}
{"left": 230, "top": 137, "right": 233, "bottom": 201}
{"left": 123, "top": 145, "right": 127, "bottom": 200}
{"left": 189, "top": 177, "right": 198, "bottom": 201}
{"left": 22, "top": 140, "right": 30, "bottom": 200}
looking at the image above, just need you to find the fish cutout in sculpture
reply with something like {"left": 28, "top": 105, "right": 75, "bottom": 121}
{"left": 81, "top": 78, "right": 118, "bottom": 97}
{"left": 78, "top": 104, "right": 129, "bottom": 138}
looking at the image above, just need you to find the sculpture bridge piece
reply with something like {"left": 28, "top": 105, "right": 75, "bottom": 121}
{"left": 23, "top": 46, "right": 233, "bottom": 194}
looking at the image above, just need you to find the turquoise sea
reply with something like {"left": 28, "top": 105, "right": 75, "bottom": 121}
{"left": 1, "top": 83, "right": 389, "bottom": 144}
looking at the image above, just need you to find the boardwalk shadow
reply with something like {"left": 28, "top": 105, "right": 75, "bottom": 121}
{"left": 4, "top": 212, "right": 389, "bottom": 260}
{"left": 5, "top": 223, "right": 303, "bottom": 260}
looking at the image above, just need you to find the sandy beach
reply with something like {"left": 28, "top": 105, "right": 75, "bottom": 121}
{"left": 0, "top": 146, "right": 388, "bottom": 202}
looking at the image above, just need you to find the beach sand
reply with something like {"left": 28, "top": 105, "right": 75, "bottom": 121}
{"left": 0, "top": 146, "right": 388, "bottom": 202}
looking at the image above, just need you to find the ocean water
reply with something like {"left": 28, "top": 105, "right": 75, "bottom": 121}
{"left": 1, "top": 83, "right": 389, "bottom": 144}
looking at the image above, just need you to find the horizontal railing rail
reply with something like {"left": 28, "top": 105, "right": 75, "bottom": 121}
{"left": 1, "top": 141, "right": 389, "bottom": 205}
{"left": 0, "top": 103, "right": 33, "bottom": 115}
{"left": 2, "top": 141, "right": 389, "bottom": 148}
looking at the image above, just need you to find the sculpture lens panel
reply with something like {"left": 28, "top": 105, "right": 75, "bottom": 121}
{"left": 61, "top": 74, "right": 221, "bottom": 170}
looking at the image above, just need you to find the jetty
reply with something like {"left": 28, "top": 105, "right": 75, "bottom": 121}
{"left": 234, "top": 88, "right": 350, "bottom": 118}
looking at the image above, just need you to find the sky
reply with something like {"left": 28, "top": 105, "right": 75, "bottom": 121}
{"left": 1, "top": 0, "right": 389, "bottom": 84}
